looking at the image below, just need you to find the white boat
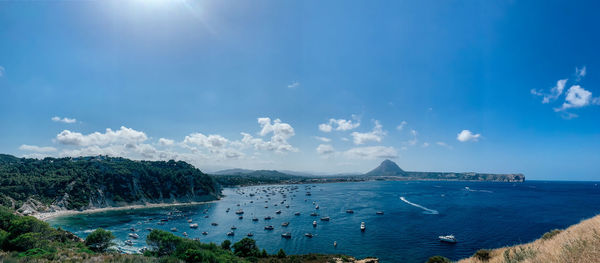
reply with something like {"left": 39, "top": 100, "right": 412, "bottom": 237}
{"left": 281, "top": 232, "right": 292, "bottom": 239}
{"left": 360, "top": 222, "right": 366, "bottom": 231}
{"left": 128, "top": 233, "right": 139, "bottom": 239}
{"left": 183, "top": 232, "right": 188, "bottom": 237}
{"left": 170, "top": 227, "right": 178, "bottom": 232}
{"left": 315, "top": 205, "right": 319, "bottom": 209}
{"left": 124, "top": 240, "right": 134, "bottom": 246}
{"left": 439, "top": 235, "right": 457, "bottom": 243}
{"left": 312, "top": 221, "right": 317, "bottom": 227}
{"left": 190, "top": 223, "right": 199, "bottom": 228}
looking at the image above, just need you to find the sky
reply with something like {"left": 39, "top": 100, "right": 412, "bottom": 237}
{"left": 1, "top": 0, "right": 599, "bottom": 180}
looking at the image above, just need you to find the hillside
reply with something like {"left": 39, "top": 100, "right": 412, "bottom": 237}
{"left": 458, "top": 214, "right": 600, "bottom": 263}
{"left": 364, "top": 160, "right": 525, "bottom": 182}
{"left": 212, "top": 170, "right": 305, "bottom": 186}
{"left": 0, "top": 155, "right": 220, "bottom": 214}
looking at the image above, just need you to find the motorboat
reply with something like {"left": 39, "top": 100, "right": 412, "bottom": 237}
{"left": 310, "top": 212, "right": 318, "bottom": 216}
{"left": 304, "top": 233, "right": 313, "bottom": 238}
{"left": 320, "top": 216, "right": 330, "bottom": 221}
{"left": 312, "top": 221, "right": 317, "bottom": 227}
{"left": 227, "top": 231, "right": 235, "bottom": 236}
{"left": 346, "top": 210, "right": 354, "bottom": 214}
{"left": 264, "top": 216, "right": 272, "bottom": 220}
{"left": 235, "top": 210, "right": 244, "bottom": 215}
{"left": 170, "top": 228, "right": 178, "bottom": 232}
{"left": 281, "top": 232, "right": 292, "bottom": 239}
{"left": 183, "top": 232, "right": 188, "bottom": 237}
{"left": 211, "top": 222, "right": 218, "bottom": 226}
{"left": 281, "top": 222, "right": 289, "bottom": 227}
{"left": 264, "top": 225, "right": 274, "bottom": 230}
{"left": 294, "top": 212, "right": 301, "bottom": 216}
{"left": 360, "top": 222, "right": 366, "bottom": 231}
{"left": 202, "top": 231, "right": 208, "bottom": 235}
{"left": 128, "top": 233, "right": 139, "bottom": 239}
{"left": 189, "top": 223, "right": 199, "bottom": 229}
{"left": 231, "top": 226, "right": 237, "bottom": 230}
{"left": 252, "top": 217, "right": 259, "bottom": 221}
{"left": 247, "top": 233, "right": 254, "bottom": 237}
{"left": 124, "top": 240, "right": 134, "bottom": 246}
{"left": 439, "top": 235, "right": 457, "bottom": 243}
{"left": 275, "top": 210, "right": 282, "bottom": 214}
{"left": 376, "top": 211, "right": 384, "bottom": 215}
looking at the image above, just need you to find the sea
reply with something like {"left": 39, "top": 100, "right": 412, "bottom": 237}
{"left": 48, "top": 180, "right": 600, "bottom": 263}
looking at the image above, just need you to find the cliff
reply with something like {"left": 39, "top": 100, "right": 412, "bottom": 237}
{"left": 0, "top": 155, "right": 221, "bottom": 214}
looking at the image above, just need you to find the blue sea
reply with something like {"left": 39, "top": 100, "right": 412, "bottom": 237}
{"left": 48, "top": 180, "right": 600, "bottom": 263}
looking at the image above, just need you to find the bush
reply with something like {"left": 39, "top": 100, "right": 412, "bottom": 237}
{"left": 427, "top": 255, "right": 451, "bottom": 263}
{"left": 277, "top": 248, "right": 286, "bottom": 258}
{"left": 232, "top": 238, "right": 259, "bottom": 257}
{"left": 146, "top": 229, "right": 182, "bottom": 256}
{"left": 84, "top": 228, "right": 115, "bottom": 252}
{"left": 184, "top": 249, "right": 216, "bottom": 263}
{"left": 260, "top": 248, "right": 268, "bottom": 258}
{"left": 475, "top": 249, "right": 491, "bottom": 261}
{"left": 9, "top": 232, "right": 48, "bottom": 251}
{"left": 221, "top": 240, "right": 231, "bottom": 250}
{"left": 541, "top": 229, "right": 561, "bottom": 240}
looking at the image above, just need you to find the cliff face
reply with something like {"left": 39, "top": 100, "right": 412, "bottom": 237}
{"left": 0, "top": 155, "right": 221, "bottom": 213}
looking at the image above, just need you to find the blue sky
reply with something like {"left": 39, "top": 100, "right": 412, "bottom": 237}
{"left": 1, "top": 0, "right": 599, "bottom": 180}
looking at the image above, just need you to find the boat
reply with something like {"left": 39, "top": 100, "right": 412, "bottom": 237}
{"left": 187, "top": 219, "right": 193, "bottom": 223}
{"left": 170, "top": 228, "right": 178, "bottom": 232}
{"left": 235, "top": 210, "right": 244, "bottom": 215}
{"left": 285, "top": 205, "right": 290, "bottom": 208}
{"left": 281, "top": 232, "right": 292, "bottom": 239}
{"left": 247, "top": 233, "right": 254, "bottom": 237}
{"left": 264, "top": 225, "right": 274, "bottom": 230}
{"left": 130, "top": 227, "right": 136, "bottom": 232}
{"left": 128, "top": 233, "right": 139, "bottom": 239}
{"left": 346, "top": 209, "right": 354, "bottom": 214}
{"left": 183, "top": 232, "right": 188, "bottom": 237}
{"left": 231, "top": 226, "right": 237, "bottom": 230}
{"left": 252, "top": 217, "right": 259, "bottom": 221}
{"left": 315, "top": 205, "right": 319, "bottom": 209}
{"left": 320, "top": 216, "right": 330, "bottom": 221}
{"left": 275, "top": 210, "right": 282, "bottom": 214}
{"left": 304, "top": 233, "right": 313, "bottom": 238}
{"left": 189, "top": 223, "right": 199, "bottom": 229}
{"left": 294, "top": 212, "right": 301, "bottom": 216}
{"left": 160, "top": 219, "right": 168, "bottom": 222}
{"left": 360, "top": 222, "right": 366, "bottom": 231}
{"left": 439, "top": 235, "right": 457, "bottom": 243}
{"left": 281, "top": 222, "right": 289, "bottom": 227}
{"left": 211, "top": 222, "right": 218, "bottom": 226}
{"left": 124, "top": 240, "right": 134, "bottom": 246}
{"left": 227, "top": 231, "right": 235, "bottom": 236}
{"left": 334, "top": 241, "right": 337, "bottom": 247}
{"left": 264, "top": 216, "right": 272, "bottom": 220}
{"left": 145, "top": 228, "right": 153, "bottom": 231}
{"left": 310, "top": 212, "right": 318, "bottom": 216}
{"left": 202, "top": 232, "right": 208, "bottom": 235}
{"left": 204, "top": 215, "right": 209, "bottom": 218}
{"left": 312, "top": 221, "right": 317, "bottom": 227}
{"left": 376, "top": 211, "right": 384, "bottom": 215}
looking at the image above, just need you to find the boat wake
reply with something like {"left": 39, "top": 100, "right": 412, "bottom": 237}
{"left": 400, "top": 197, "right": 439, "bottom": 215}
{"left": 464, "top": 187, "right": 493, "bottom": 193}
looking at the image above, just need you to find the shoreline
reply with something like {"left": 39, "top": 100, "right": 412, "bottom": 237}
{"left": 33, "top": 200, "right": 219, "bottom": 221}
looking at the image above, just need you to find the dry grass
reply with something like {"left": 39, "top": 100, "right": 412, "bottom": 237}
{"left": 459, "top": 214, "right": 600, "bottom": 263}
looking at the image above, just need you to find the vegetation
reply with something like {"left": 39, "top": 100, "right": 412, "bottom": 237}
{"left": 84, "top": 228, "right": 115, "bottom": 252}
{"left": 427, "top": 255, "right": 451, "bottom": 263}
{"left": 0, "top": 154, "right": 220, "bottom": 211}
{"left": 474, "top": 250, "right": 491, "bottom": 261}
{"left": 458, "top": 215, "right": 600, "bottom": 263}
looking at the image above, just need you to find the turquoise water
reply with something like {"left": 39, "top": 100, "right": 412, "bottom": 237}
{"left": 49, "top": 180, "right": 600, "bottom": 262}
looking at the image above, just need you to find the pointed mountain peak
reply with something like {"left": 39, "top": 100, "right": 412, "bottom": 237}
{"left": 365, "top": 159, "right": 406, "bottom": 176}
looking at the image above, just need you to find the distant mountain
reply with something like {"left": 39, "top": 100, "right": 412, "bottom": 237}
{"left": 212, "top": 168, "right": 255, "bottom": 175}
{"left": 364, "top": 159, "right": 525, "bottom": 182}
{"left": 365, "top": 159, "right": 407, "bottom": 176}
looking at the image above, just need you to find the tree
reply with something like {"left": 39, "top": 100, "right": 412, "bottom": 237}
{"left": 146, "top": 229, "right": 181, "bottom": 256}
{"left": 221, "top": 240, "right": 231, "bottom": 250}
{"left": 184, "top": 249, "right": 216, "bottom": 263}
{"left": 277, "top": 248, "right": 286, "bottom": 258}
{"left": 232, "top": 238, "right": 259, "bottom": 257}
{"left": 84, "top": 228, "right": 115, "bottom": 252}
{"left": 260, "top": 248, "right": 268, "bottom": 258}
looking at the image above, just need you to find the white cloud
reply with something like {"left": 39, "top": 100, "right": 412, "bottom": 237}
{"left": 184, "top": 133, "right": 228, "bottom": 149}
{"left": 457, "top": 130, "right": 481, "bottom": 142}
{"left": 318, "top": 116, "right": 360, "bottom": 132}
{"left": 396, "top": 121, "right": 407, "bottom": 131}
{"left": 51, "top": 116, "right": 77, "bottom": 124}
{"left": 575, "top": 66, "right": 586, "bottom": 81}
{"left": 350, "top": 120, "right": 385, "bottom": 145}
{"left": 407, "top": 129, "right": 418, "bottom": 146}
{"left": 19, "top": 144, "right": 57, "bottom": 153}
{"left": 436, "top": 141, "right": 453, "bottom": 149}
{"left": 554, "top": 85, "right": 597, "bottom": 111}
{"left": 158, "top": 138, "right": 175, "bottom": 146}
{"left": 531, "top": 79, "right": 568, "bottom": 104}
{"left": 239, "top": 117, "right": 297, "bottom": 153}
{"left": 422, "top": 142, "right": 429, "bottom": 147}
{"left": 316, "top": 144, "right": 335, "bottom": 155}
{"left": 56, "top": 126, "right": 148, "bottom": 146}
{"left": 0, "top": 66, "right": 4, "bottom": 77}
{"left": 287, "top": 81, "right": 300, "bottom": 89}
{"left": 313, "top": 136, "right": 331, "bottom": 142}
{"left": 343, "top": 146, "right": 398, "bottom": 159}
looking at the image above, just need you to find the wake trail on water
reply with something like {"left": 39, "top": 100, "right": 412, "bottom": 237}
{"left": 400, "top": 196, "right": 439, "bottom": 215}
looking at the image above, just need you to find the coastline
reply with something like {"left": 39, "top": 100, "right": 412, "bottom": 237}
{"left": 33, "top": 200, "right": 219, "bottom": 221}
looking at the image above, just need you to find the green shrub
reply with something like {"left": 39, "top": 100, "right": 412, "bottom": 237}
{"left": 277, "top": 248, "right": 286, "bottom": 258}
{"left": 232, "top": 238, "right": 259, "bottom": 257}
{"left": 183, "top": 249, "right": 216, "bottom": 263}
{"left": 221, "top": 240, "right": 231, "bottom": 250}
{"left": 84, "top": 228, "right": 115, "bottom": 252}
{"left": 542, "top": 229, "right": 561, "bottom": 240}
{"left": 9, "top": 232, "right": 47, "bottom": 251}
{"left": 475, "top": 249, "right": 491, "bottom": 261}
{"left": 427, "top": 255, "right": 451, "bottom": 263}
{"left": 147, "top": 229, "right": 182, "bottom": 256}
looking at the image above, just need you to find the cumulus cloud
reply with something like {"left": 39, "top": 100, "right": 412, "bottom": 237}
{"left": 575, "top": 66, "right": 586, "bottom": 81}
{"left": 56, "top": 126, "right": 147, "bottom": 146}
{"left": 457, "top": 130, "right": 481, "bottom": 142}
{"left": 316, "top": 144, "right": 335, "bottom": 155}
{"left": 238, "top": 118, "right": 297, "bottom": 153}
{"left": 19, "top": 144, "right": 57, "bottom": 153}
{"left": 158, "top": 138, "right": 175, "bottom": 146}
{"left": 531, "top": 79, "right": 567, "bottom": 104}
{"left": 350, "top": 120, "right": 385, "bottom": 145}
{"left": 313, "top": 136, "right": 331, "bottom": 142}
{"left": 396, "top": 121, "right": 407, "bottom": 131}
{"left": 51, "top": 116, "right": 77, "bottom": 124}
{"left": 343, "top": 146, "right": 398, "bottom": 159}
{"left": 318, "top": 116, "right": 360, "bottom": 132}
{"left": 287, "top": 81, "right": 300, "bottom": 89}
{"left": 554, "top": 85, "right": 599, "bottom": 111}
{"left": 184, "top": 133, "right": 228, "bottom": 149}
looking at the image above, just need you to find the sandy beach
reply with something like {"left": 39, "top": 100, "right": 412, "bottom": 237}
{"left": 33, "top": 200, "right": 218, "bottom": 221}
